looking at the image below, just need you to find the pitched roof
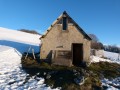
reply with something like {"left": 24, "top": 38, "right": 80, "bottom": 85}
{"left": 40, "top": 11, "right": 92, "bottom": 40}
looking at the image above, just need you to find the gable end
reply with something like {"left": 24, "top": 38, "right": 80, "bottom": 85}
{"left": 40, "top": 11, "right": 92, "bottom": 41}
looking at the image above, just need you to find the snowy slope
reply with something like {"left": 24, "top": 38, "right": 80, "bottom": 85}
{"left": 0, "top": 45, "right": 59, "bottom": 90}
{"left": 91, "top": 55, "right": 120, "bottom": 64}
{"left": 91, "top": 50, "right": 120, "bottom": 64}
{"left": 104, "top": 51, "right": 120, "bottom": 61}
{"left": 0, "top": 45, "right": 21, "bottom": 74}
{"left": 90, "top": 51, "right": 120, "bottom": 90}
{"left": 0, "top": 40, "right": 39, "bottom": 53}
{"left": 0, "top": 28, "right": 60, "bottom": 89}
{"left": 0, "top": 27, "right": 41, "bottom": 46}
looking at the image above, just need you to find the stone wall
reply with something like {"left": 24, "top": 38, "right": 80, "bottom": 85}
{"left": 40, "top": 24, "right": 91, "bottom": 65}
{"left": 91, "top": 49, "right": 104, "bottom": 57}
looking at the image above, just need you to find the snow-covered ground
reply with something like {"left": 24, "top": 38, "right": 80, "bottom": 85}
{"left": 104, "top": 51, "right": 120, "bottom": 61}
{"left": 0, "top": 45, "right": 21, "bottom": 74}
{"left": 0, "top": 27, "right": 41, "bottom": 53}
{"left": 91, "top": 50, "right": 120, "bottom": 64}
{"left": 91, "top": 51, "right": 120, "bottom": 90}
{"left": 0, "top": 27, "right": 60, "bottom": 90}
{"left": 90, "top": 55, "right": 120, "bottom": 64}
{"left": 102, "top": 78, "right": 120, "bottom": 90}
{"left": 0, "top": 40, "right": 39, "bottom": 54}
{"left": 0, "top": 45, "right": 59, "bottom": 90}
{"left": 0, "top": 27, "right": 41, "bottom": 46}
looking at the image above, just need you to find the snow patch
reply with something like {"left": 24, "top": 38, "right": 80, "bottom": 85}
{"left": 104, "top": 51, "right": 120, "bottom": 61}
{"left": 90, "top": 55, "right": 120, "bottom": 64}
{"left": 0, "top": 27, "right": 41, "bottom": 46}
{"left": 0, "top": 45, "right": 59, "bottom": 90}
{"left": 102, "top": 77, "right": 120, "bottom": 90}
{"left": 90, "top": 50, "right": 120, "bottom": 64}
{"left": 90, "top": 51, "right": 120, "bottom": 90}
{"left": 0, "top": 45, "right": 21, "bottom": 74}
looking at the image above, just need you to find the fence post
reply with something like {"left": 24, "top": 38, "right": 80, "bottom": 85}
{"left": 32, "top": 48, "right": 36, "bottom": 59}
{"left": 25, "top": 46, "right": 31, "bottom": 59}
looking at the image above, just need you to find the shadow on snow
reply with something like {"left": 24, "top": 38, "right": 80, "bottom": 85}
{"left": 0, "top": 40, "right": 40, "bottom": 54}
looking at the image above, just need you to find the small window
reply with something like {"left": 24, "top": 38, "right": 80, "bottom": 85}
{"left": 63, "top": 17, "right": 67, "bottom": 30}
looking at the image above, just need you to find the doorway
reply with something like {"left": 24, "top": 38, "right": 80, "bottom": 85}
{"left": 72, "top": 43, "right": 83, "bottom": 66}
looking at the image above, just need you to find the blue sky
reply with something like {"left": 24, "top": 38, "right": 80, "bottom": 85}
{"left": 0, "top": 0, "right": 120, "bottom": 45}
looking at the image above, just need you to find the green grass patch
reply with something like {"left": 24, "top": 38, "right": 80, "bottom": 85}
{"left": 88, "top": 62, "right": 120, "bottom": 79}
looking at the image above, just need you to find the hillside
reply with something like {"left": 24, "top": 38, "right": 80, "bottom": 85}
{"left": 91, "top": 51, "right": 120, "bottom": 64}
{"left": 0, "top": 45, "right": 59, "bottom": 90}
{"left": 0, "top": 27, "right": 120, "bottom": 90}
{"left": 0, "top": 27, "right": 41, "bottom": 46}
{"left": 104, "top": 51, "right": 120, "bottom": 61}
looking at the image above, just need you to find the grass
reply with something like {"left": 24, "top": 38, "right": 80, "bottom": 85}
{"left": 21, "top": 53, "right": 120, "bottom": 90}
{"left": 87, "top": 61, "right": 120, "bottom": 79}
{"left": 22, "top": 60, "right": 102, "bottom": 90}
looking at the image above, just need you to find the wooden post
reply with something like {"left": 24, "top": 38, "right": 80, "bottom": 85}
{"left": 118, "top": 52, "right": 120, "bottom": 60}
{"left": 32, "top": 48, "right": 36, "bottom": 59}
{"left": 25, "top": 46, "right": 31, "bottom": 59}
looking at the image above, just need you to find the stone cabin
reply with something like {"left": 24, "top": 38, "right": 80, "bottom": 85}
{"left": 40, "top": 11, "right": 92, "bottom": 66}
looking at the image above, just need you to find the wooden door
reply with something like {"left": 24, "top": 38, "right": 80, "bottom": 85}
{"left": 72, "top": 44, "right": 83, "bottom": 66}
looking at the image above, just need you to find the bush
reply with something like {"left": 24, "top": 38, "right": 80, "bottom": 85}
{"left": 19, "top": 29, "right": 40, "bottom": 35}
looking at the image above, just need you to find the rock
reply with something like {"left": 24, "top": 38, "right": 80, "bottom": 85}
{"left": 86, "top": 72, "right": 90, "bottom": 77}
{"left": 32, "top": 75, "right": 36, "bottom": 79}
{"left": 28, "top": 86, "right": 34, "bottom": 90}
{"left": 27, "top": 74, "right": 29, "bottom": 76}
{"left": 73, "top": 69, "right": 77, "bottom": 73}
{"left": 8, "top": 79, "right": 16, "bottom": 85}
{"left": 0, "top": 79, "right": 5, "bottom": 83}
{"left": 24, "top": 83, "right": 29, "bottom": 88}
{"left": 81, "top": 69, "right": 86, "bottom": 75}
{"left": 11, "top": 85, "right": 18, "bottom": 89}
{"left": 15, "top": 86, "right": 25, "bottom": 90}
{"left": 19, "top": 72, "right": 22, "bottom": 74}
{"left": 18, "top": 81, "right": 24, "bottom": 86}
{"left": 20, "top": 74, "right": 26, "bottom": 77}
{"left": 74, "top": 71, "right": 80, "bottom": 76}
{"left": 5, "top": 85, "right": 10, "bottom": 88}
{"left": 37, "top": 72, "right": 40, "bottom": 75}
{"left": 44, "top": 72, "right": 46, "bottom": 75}
{"left": 4, "top": 87, "right": 10, "bottom": 90}
{"left": 28, "top": 78, "right": 34, "bottom": 82}
{"left": 29, "top": 80, "right": 37, "bottom": 86}
{"left": 89, "top": 71, "right": 94, "bottom": 75}
{"left": 46, "top": 74, "right": 51, "bottom": 79}
{"left": 37, "top": 79, "right": 44, "bottom": 85}
{"left": 36, "top": 77, "right": 42, "bottom": 80}
{"left": 74, "top": 76, "right": 86, "bottom": 85}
